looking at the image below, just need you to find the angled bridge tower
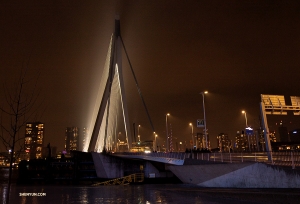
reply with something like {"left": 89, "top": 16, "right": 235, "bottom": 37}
{"left": 85, "top": 17, "right": 132, "bottom": 152}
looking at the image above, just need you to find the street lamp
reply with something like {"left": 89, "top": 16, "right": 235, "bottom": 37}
{"left": 138, "top": 125, "right": 141, "bottom": 142}
{"left": 166, "top": 113, "right": 170, "bottom": 152}
{"left": 200, "top": 91, "right": 208, "bottom": 149}
{"left": 242, "top": 110, "right": 251, "bottom": 151}
{"left": 242, "top": 110, "right": 248, "bottom": 127}
{"left": 189, "top": 123, "right": 194, "bottom": 149}
{"left": 155, "top": 133, "right": 158, "bottom": 152}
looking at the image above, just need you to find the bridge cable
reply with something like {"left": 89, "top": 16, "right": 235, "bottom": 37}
{"left": 120, "top": 36, "right": 155, "bottom": 132}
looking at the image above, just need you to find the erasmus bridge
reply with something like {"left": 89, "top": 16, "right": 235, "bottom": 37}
{"left": 83, "top": 17, "right": 154, "bottom": 153}
{"left": 81, "top": 18, "right": 300, "bottom": 188}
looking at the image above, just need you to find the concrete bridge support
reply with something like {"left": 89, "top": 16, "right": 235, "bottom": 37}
{"left": 91, "top": 152, "right": 174, "bottom": 179}
{"left": 168, "top": 162, "right": 300, "bottom": 188}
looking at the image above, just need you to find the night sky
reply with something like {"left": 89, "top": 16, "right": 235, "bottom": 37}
{"left": 1, "top": 1, "right": 300, "bottom": 151}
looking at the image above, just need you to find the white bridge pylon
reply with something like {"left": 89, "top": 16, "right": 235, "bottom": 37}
{"left": 85, "top": 18, "right": 132, "bottom": 152}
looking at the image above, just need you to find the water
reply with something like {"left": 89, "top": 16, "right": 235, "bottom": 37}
{"left": 1, "top": 168, "right": 300, "bottom": 204}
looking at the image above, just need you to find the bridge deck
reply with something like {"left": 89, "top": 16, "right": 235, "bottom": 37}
{"left": 112, "top": 151, "right": 300, "bottom": 168}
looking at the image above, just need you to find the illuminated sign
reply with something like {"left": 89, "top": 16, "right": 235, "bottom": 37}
{"left": 245, "top": 127, "right": 254, "bottom": 135}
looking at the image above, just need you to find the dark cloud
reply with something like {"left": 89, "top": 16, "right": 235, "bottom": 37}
{"left": 1, "top": 1, "right": 300, "bottom": 150}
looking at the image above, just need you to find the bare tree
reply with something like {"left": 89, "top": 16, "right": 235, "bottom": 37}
{"left": 0, "top": 64, "right": 41, "bottom": 204}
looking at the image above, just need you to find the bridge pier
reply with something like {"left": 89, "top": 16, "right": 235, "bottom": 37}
{"left": 169, "top": 162, "right": 300, "bottom": 188}
{"left": 91, "top": 152, "right": 176, "bottom": 180}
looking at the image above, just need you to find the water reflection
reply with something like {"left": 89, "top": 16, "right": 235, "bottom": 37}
{"left": 1, "top": 184, "right": 232, "bottom": 204}
{"left": 1, "top": 181, "right": 299, "bottom": 203}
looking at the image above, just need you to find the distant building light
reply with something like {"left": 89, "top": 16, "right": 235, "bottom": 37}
{"left": 293, "top": 131, "right": 297, "bottom": 134}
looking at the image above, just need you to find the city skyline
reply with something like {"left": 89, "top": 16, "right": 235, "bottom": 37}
{"left": 1, "top": 1, "right": 300, "bottom": 151}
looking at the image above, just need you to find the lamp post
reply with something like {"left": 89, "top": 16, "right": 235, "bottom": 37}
{"left": 138, "top": 125, "right": 141, "bottom": 142}
{"left": 155, "top": 133, "right": 158, "bottom": 152}
{"left": 200, "top": 91, "right": 208, "bottom": 149}
{"left": 242, "top": 110, "right": 251, "bottom": 151}
{"left": 189, "top": 123, "right": 194, "bottom": 150}
{"left": 242, "top": 110, "right": 248, "bottom": 127}
{"left": 166, "top": 113, "right": 170, "bottom": 152}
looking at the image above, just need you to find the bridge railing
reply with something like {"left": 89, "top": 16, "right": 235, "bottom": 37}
{"left": 113, "top": 151, "right": 186, "bottom": 160}
{"left": 188, "top": 151, "right": 300, "bottom": 169}
{"left": 113, "top": 151, "right": 300, "bottom": 169}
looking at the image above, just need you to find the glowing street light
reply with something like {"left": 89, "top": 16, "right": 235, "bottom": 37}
{"left": 189, "top": 123, "right": 194, "bottom": 149}
{"left": 138, "top": 125, "right": 141, "bottom": 142}
{"left": 242, "top": 110, "right": 248, "bottom": 127}
{"left": 154, "top": 133, "right": 158, "bottom": 152}
{"left": 165, "top": 113, "right": 170, "bottom": 152}
{"left": 242, "top": 110, "right": 252, "bottom": 151}
{"left": 200, "top": 91, "right": 208, "bottom": 149}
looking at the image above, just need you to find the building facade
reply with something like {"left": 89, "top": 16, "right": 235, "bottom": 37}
{"left": 217, "top": 133, "right": 231, "bottom": 152}
{"left": 235, "top": 131, "right": 246, "bottom": 152}
{"left": 65, "top": 127, "right": 79, "bottom": 153}
{"left": 24, "top": 122, "right": 44, "bottom": 160}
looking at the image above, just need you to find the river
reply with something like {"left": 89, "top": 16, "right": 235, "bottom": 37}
{"left": 0, "top": 168, "right": 299, "bottom": 204}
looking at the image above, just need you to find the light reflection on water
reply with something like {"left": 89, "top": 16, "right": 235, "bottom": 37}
{"left": 1, "top": 168, "right": 299, "bottom": 204}
{"left": 2, "top": 183, "right": 300, "bottom": 204}
{"left": 0, "top": 184, "right": 230, "bottom": 204}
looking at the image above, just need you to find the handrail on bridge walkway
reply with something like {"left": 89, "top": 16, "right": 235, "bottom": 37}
{"left": 112, "top": 151, "right": 300, "bottom": 169}
{"left": 92, "top": 173, "right": 144, "bottom": 186}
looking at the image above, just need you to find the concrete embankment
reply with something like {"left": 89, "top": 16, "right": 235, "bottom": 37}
{"left": 168, "top": 162, "right": 300, "bottom": 188}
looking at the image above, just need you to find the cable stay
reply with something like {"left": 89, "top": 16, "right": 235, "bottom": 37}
{"left": 120, "top": 36, "right": 155, "bottom": 133}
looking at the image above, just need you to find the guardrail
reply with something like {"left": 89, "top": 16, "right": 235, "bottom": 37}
{"left": 113, "top": 151, "right": 300, "bottom": 169}
{"left": 190, "top": 151, "right": 300, "bottom": 169}
{"left": 114, "top": 152, "right": 186, "bottom": 160}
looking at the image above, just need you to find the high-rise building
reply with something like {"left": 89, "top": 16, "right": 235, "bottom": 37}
{"left": 245, "top": 127, "right": 258, "bottom": 151}
{"left": 235, "top": 131, "right": 247, "bottom": 152}
{"left": 65, "top": 127, "right": 79, "bottom": 153}
{"left": 24, "top": 122, "right": 44, "bottom": 160}
{"left": 217, "top": 133, "right": 231, "bottom": 152}
{"left": 196, "top": 132, "right": 210, "bottom": 149}
{"left": 235, "top": 128, "right": 260, "bottom": 152}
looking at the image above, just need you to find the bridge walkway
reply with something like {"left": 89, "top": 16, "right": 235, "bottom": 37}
{"left": 112, "top": 151, "right": 300, "bottom": 169}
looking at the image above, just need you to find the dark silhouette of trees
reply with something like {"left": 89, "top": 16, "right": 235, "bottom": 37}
{"left": 0, "top": 65, "right": 41, "bottom": 204}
